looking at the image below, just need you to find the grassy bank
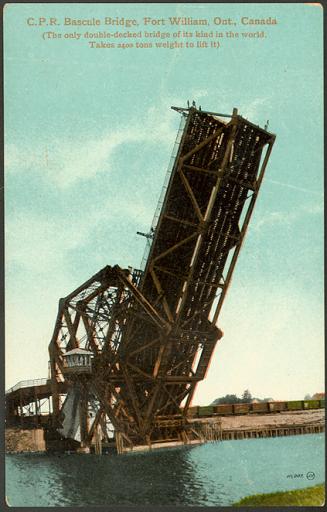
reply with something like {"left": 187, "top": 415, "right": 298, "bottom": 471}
{"left": 233, "top": 484, "right": 325, "bottom": 507}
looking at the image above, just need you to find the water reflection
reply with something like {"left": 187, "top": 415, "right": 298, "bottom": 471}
{"left": 6, "top": 434, "right": 325, "bottom": 507}
{"left": 50, "top": 445, "right": 206, "bottom": 506}
{"left": 7, "top": 445, "right": 205, "bottom": 506}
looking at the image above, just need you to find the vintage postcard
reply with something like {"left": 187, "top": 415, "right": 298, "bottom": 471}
{"left": 4, "top": 2, "right": 324, "bottom": 508}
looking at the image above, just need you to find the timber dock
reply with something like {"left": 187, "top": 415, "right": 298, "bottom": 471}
{"left": 5, "top": 416, "right": 324, "bottom": 454}
{"left": 221, "top": 423, "right": 324, "bottom": 441}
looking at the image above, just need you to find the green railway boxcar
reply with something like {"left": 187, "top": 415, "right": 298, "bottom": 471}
{"left": 198, "top": 406, "right": 214, "bottom": 417}
{"left": 286, "top": 400, "right": 303, "bottom": 410}
{"left": 303, "top": 400, "right": 320, "bottom": 409}
{"left": 320, "top": 399, "right": 325, "bottom": 408}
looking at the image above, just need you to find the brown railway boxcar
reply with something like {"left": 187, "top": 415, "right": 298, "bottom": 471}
{"left": 214, "top": 404, "right": 234, "bottom": 415}
{"left": 268, "top": 401, "right": 287, "bottom": 413}
{"left": 233, "top": 403, "right": 250, "bottom": 414}
{"left": 251, "top": 402, "right": 269, "bottom": 413}
{"left": 187, "top": 406, "right": 200, "bottom": 417}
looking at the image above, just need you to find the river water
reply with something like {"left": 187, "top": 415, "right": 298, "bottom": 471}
{"left": 6, "top": 434, "right": 324, "bottom": 507}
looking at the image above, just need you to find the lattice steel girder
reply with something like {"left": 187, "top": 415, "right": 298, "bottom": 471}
{"left": 48, "top": 264, "right": 223, "bottom": 445}
{"left": 132, "top": 107, "right": 275, "bottom": 412}
{"left": 140, "top": 108, "right": 275, "bottom": 327}
{"left": 48, "top": 106, "right": 275, "bottom": 449}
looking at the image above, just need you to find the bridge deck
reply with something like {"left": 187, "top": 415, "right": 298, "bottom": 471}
{"left": 6, "top": 379, "right": 67, "bottom": 410}
{"left": 46, "top": 106, "right": 276, "bottom": 449}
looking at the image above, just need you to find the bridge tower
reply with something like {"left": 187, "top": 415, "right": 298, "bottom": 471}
{"left": 48, "top": 105, "right": 275, "bottom": 452}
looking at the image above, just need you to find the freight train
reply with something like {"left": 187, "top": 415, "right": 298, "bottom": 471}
{"left": 187, "top": 399, "right": 325, "bottom": 417}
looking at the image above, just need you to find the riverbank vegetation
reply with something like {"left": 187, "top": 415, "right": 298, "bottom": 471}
{"left": 211, "top": 389, "right": 273, "bottom": 405}
{"left": 233, "top": 484, "right": 325, "bottom": 506}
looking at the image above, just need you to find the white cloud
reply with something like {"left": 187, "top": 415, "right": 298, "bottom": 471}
{"left": 5, "top": 214, "right": 87, "bottom": 272}
{"left": 5, "top": 142, "right": 46, "bottom": 172}
{"left": 190, "top": 88, "right": 209, "bottom": 101}
{"left": 5, "top": 103, "right": 180, "bottom": 188}
{"left": 5, "top": 193, "right": 153, "bottom": 275}
{"left": 239, "top": 97, "right": 270, "bottom": 122}
{"left": 253, "top": 211, "right": 287, "bottom": 231}
{"left": 253, "top": 201, "right": 323, "bottom": 232}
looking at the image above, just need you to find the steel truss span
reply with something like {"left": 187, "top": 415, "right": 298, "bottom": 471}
{"left": 49, "top": 106, "right": 275, "bottom": 452}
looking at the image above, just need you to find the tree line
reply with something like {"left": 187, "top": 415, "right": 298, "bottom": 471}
{"left": 211, "top": 389, "right": 273, "bottom": 405}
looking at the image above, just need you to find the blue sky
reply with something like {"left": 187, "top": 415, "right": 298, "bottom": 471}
{"left": 5, "top": 3, "right": 323, "bottom": 402}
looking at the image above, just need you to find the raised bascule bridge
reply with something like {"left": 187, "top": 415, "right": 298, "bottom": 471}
{"left": 7, "top": 105, "right": 276, "bottom": 453}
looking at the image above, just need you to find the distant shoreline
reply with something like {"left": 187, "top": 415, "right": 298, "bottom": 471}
{"left": 5, "top": 409, "right": 324, "bottom": 454}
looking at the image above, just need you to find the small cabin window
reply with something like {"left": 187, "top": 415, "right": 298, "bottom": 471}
{"left": 63, "top": 349, "right": 93, "bottom": 374}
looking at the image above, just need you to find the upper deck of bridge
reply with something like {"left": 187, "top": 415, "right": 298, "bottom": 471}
{"left": 6, "top": 378, "right": 67, "bottom": 408}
